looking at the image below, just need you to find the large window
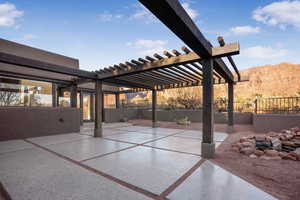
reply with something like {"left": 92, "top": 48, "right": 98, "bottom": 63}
{"left": 0, "top": 76, "right": 52, "bottom": 107}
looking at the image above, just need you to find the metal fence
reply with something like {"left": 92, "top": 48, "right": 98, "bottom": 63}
{"left": 255, "top": 97, "right": 300, "bottom": 114}
{"left": 120, "top": 96, "right": 300, "bottom": 114}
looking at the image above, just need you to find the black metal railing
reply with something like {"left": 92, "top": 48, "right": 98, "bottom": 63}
{"left": 255, "top": 97, "right": 300, "bottom": 114}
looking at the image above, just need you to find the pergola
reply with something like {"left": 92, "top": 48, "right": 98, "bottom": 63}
{"left": 92, "top": 0, "right": 242, "bottom": 158}
{"left": 0, "top": 0, "right": 243, "bottom": 158}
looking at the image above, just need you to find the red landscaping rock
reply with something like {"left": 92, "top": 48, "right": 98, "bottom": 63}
{"left": 249, "top": 154, "right": 258, "bottom": 158}
{"left": 241, "top": 142, "right": 254, "bottom": 148}
{"left": 264, "top": 149, "right": 279, "bottom": 157}
{"left": 293, "top": 149, "right": 300, "bottom": 160}
{"left": 233, "top": 126, "right": 300, "bottom": 162}
{"left": 254, "top": 150, "right": 264, "bottom": 157}
{"left": 232, "top": 147, "right": 240, "bottom": 153}
{"left": 283, "top": 154, "right": 297, "bottom": 161}
{"left": 240, "top": 137, "right": 248, "bottom": 143}
{"left": 240, "top": 147, "right": 255, "bottom": 155}
{"left": 278, "top": 152, "right": 288, "bottom": 158}
{"left": 255, "top": 135, "right": 266, "bottom": 141}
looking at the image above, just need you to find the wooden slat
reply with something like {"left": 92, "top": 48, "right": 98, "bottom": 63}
{"left": 170, "top": 66, "right": 200, "bottom": 82}
{"left": 98, "top": 42, "right": 238, "bottom": 80}
{"left": 159, "top": 68, "right": 195, "bottom": 83}
{"left": 125, "top": 73, "right": 174, "bottom": 85}
{"left": 105, "top": 78, "right": 153, "bottom": 89}
{"left": 182, "top": 64, "right": 203, "bottom": 77}
{"left": 118, "top": 76, "right": 157, "bottom": 87}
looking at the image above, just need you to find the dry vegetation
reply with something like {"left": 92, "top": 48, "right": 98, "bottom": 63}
{"left": 123, "top": 63, "right": 300, "bottom": 110}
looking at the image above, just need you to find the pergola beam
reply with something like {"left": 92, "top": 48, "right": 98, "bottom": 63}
{"left": 138, "top": 0, "right": 235, "bottom": 82}
{"left": 0, "top": 52, "right": 98, "bottom": 79}
{"left": 97, "top": 43, "right": 239, "bottom": 80}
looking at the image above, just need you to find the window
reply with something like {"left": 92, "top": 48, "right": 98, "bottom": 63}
{"left": 0, "top": 76, "right": 52, "bottom": 107}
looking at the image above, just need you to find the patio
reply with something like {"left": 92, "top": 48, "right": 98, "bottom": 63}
{"left": 0, "top": 123, "right": 276, "bottom": 200}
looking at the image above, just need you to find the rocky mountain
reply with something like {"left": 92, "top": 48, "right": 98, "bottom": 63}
{"left": 126, "top": 63, "right": 300, "bottom": 105}
{"left": 215, "top": 62, "right": 300, "bottom": 100}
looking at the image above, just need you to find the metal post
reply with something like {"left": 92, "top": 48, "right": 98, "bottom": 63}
{"left": 70, "top": 84, "right": 77, "bottom": 108}
{"left": 52, "top": 83, "right": 57, "bottom": 107}
{"left": 201, "top": 58, "right": 215, "bottom": 158}
{"left": 152, "top": 89, "right": 158, "bottom": 128}
{"left": 227, "top": 82, "right": 234, "bottom": 133}
{"left": 79, "top": 91, "right": 83, "bottom": 125}
{"left": 94, "top": 80, "right": 103, "bottom": 137}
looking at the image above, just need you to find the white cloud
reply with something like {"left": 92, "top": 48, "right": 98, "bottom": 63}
{"left": 130, "top": 5, "right": 156, "bottom": 24}
{"left": 0, "top": 3, "right": 23, "bottom": 27}
{"left": 127, "top": 39, "right": 168, "bottom": 56}
{"left": 97, "top": 12, "right": 123, "bottom": 22}
{"left": 230, "top": 26, "right": 260, "bottom": 35}
{"left": 182, "top": 2, "right": 198, "bottom": 19}
{"left": 243, "top": 45, "right": 288, "bottom": 59}
{"left": 253, "top": 1, "right": 300, "bottom": 30}
{"left": 21, "top": 34, "right": 37, "bottom": 41}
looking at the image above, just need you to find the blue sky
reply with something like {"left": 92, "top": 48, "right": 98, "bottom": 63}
{"left": 1, "top": 0, "right": 300, "bottom": 71}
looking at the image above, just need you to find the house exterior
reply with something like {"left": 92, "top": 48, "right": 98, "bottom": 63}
{"left": 0, "top": 39, "right": 119, "bottom": 140}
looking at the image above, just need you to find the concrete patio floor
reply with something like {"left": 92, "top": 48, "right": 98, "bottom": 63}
{"left": 0, "top": 123, "right": 277, "bottom": 200}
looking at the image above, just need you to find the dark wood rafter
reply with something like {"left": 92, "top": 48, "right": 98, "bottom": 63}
{"left": 138, "top": 0, "right": 235, "bottom": 82}
{"left": 0, "top": 52, "right": 98, "bottom": 79}
{"left": 96, "top": 43, "right": 239, "bottom": 80}
{"left": 0, "top": 70, "right": 72, "bottom": 85}
{"left": 218, "top": 36, "right": 241, "bottom": 81}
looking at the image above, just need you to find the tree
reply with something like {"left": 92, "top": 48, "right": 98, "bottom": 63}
{"left": 0, "top": 91, "right": 21, "bottom": 106}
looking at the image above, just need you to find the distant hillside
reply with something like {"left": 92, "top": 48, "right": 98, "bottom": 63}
{"left": 125, "top": 63, "right": 300, "bottom": 104}
{"left": 214, "top": 62, "right": 300, "bottom": 99}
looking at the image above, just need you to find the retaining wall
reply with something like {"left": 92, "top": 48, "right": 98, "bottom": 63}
{"left": 104, "top": 109, "right": 253, "bottom": 124}
{"left": 253, "top": 114, "right": 300, "bottom": 133}
{"left": 0, "top": 107, "right": 80, "bottom": 141}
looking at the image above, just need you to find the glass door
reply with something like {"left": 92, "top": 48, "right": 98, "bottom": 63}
{"left": 83, "top": 93, "right": 91, "bottom": 121}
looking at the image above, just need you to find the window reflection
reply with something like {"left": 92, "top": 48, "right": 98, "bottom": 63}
{"left": 59, "top": 91, "right": 70, "bottom": 107}
{"left": 0, "top": 76, "right": 52, "bottom": 107}
{"left": 83, "top": 94, "right": 91, "bottom": 120}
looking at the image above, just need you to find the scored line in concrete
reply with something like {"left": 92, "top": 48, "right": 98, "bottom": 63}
{"left": 23, "top": 139, "right": 162, "bottom": 200}
{"left": 142, "top": 145, "right": 202, "bottom": 157}
{"left": 79, "top": 144, "right": 139, "bottom": 163}
{"left": 159, "top": 158, "right": 206, "bottom": 198}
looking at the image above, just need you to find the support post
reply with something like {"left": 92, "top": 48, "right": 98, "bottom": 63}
{"left": 94, "top": 80, "right": 103, "bottom": 137}
{"left": 57, "top": 87, "right": 61, "bottom": 106}
{"left": 254, "top": 99, "right": 258, "bottom": 114}
{"left": 152, "top": 89, "right": 158, "bottom": 128}
{"left": 52, "top": 83, "right": 57, "bottom": 107}
{"left": 90, "top": 94, "right": 95, "bottom": 121}
{"left": 102, "top": 94, "right": 105, "bottom": 122}
{"left": 201, "top": 58, "right": 215, "bottom": 158}
{"left": 79, "top": 91, "right": 83, "bottom": 125}
{"left": 70, "top": 84, "right": 77, "bottom": 108}
{"left": 115, "top": 93, "right": 120, "bottom": 109}
{"left": 227, "top": 82, "right": 234, "bottom": 133}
